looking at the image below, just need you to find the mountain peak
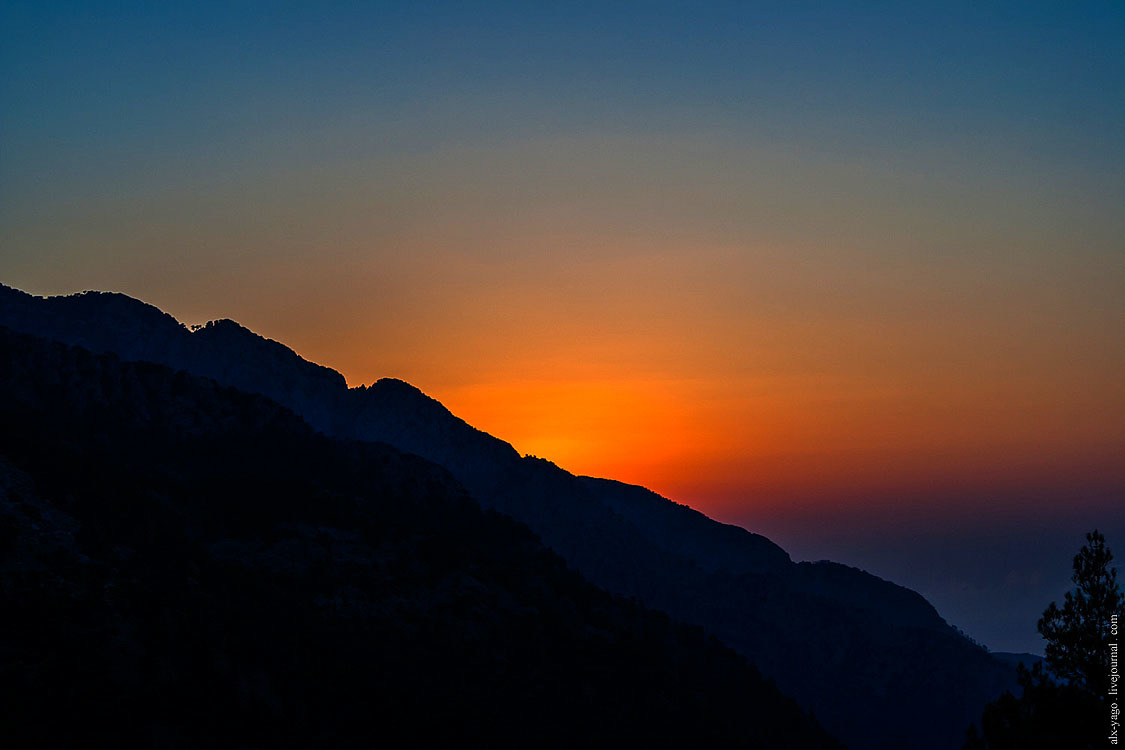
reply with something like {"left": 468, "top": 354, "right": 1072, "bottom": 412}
{"left": 1, "top": 284, "right": 185, "bottom": 332}
{"left": 191, "top": 317, "right": 347, "bottom": 390}
{"left": 368, "top": 376, "right": 427, "bottom": 395}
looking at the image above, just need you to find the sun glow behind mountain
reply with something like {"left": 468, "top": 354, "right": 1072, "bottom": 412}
{"left": 429, "top": 358, "right": 1125, "bottom": 525}
{"left": 3, "top": 1, "right": 1124, "bottom": 652}
{"left": 249, "top": 233, "right": 1124, "bottom": 529}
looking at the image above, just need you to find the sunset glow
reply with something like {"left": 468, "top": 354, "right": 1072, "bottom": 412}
{"left": 3, "top": 1, "right": 1123, "bottom": 653}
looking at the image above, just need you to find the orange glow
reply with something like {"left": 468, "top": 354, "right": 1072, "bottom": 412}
{"left": 429, "top": 363, "right": 1125, "bottom": 524}
{"left": 9, "top": 135, "right": 1122, "bottom": 528}
{"left": 434, "top": 377, "right": 720, "bottom": 486}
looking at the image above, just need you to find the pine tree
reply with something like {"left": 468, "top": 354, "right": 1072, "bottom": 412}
{"left": 1038, "top": 529, "right": 1121, "bottom": 694}
{"left": 964, "top": 530, "right": 1120, "bottom": 749}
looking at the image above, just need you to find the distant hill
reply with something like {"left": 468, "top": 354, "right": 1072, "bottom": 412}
{"left": 0, "top": 325, "right": 840, "bottom": 748}
{"left": 0, "top": 283, "right": 1017, "bottom": 748}
{"left": 991, "top": 652, "right": 1045, "bottom": 669}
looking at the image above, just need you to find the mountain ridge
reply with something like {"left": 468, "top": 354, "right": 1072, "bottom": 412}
{"left": 0, "top": 324, "right": 841, "bottom": 748}
{"left": 0, "top": 282, "right": 1015, "bottom": 749}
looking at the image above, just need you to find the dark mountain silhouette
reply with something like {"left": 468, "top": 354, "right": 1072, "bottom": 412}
{"left": 990, "top": 652, "right": 1044, "bottom": 670}
{"left": 0, "top": 325, "right": 840, "bottom": 749}
{"left": 0, "top": 283, "right": 1017, "bottom": 748}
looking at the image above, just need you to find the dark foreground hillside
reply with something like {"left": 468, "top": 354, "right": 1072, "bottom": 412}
{"left": 0, "top": 283, "right": 1017, "bottom": 749}
{"left": 0, "top": 327, "right": 841, "bottom": 749}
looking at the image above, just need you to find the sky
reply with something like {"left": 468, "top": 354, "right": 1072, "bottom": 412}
{"left": 2, "top": 1, "right": 1123, "bottom": 653}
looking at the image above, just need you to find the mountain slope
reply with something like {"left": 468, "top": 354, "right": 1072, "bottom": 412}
{"left": 0, "top": 325, "right": 840, "bottom": 749}
{"left": 0, "top": 283, "right": 1016, "bottom": 748}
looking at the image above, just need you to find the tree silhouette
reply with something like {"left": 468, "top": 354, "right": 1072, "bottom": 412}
{"left": 965, "top": 530, "right": 1120, "bottom": 749}
{"left": 1039, "top": 530, "right": 1121, "bottom": 694}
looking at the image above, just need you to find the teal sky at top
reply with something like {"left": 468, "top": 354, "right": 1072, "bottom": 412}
{"left": 3, "top": 1, "right": 1123, "bottom": 214}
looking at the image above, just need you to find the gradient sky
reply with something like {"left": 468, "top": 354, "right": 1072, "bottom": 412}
{"left": 3, "top": 1, "right": 1123, "bottom": 653}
